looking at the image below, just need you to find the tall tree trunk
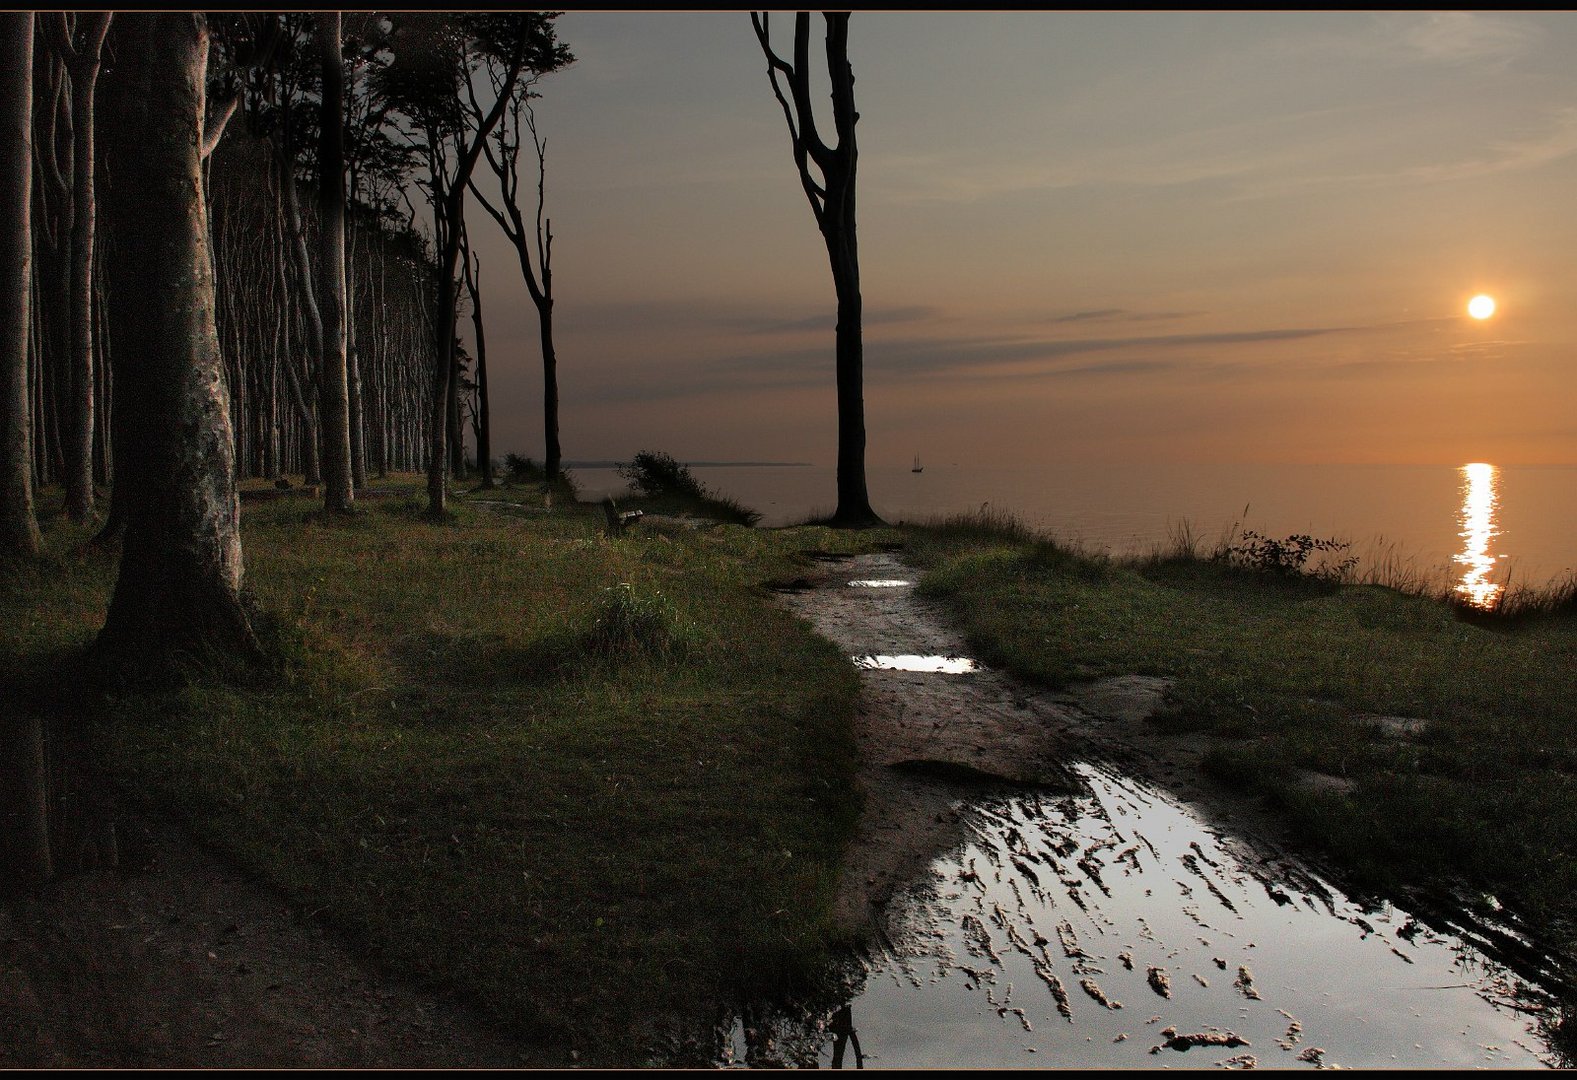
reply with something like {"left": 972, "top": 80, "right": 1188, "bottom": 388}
{"left": 273, "top": 180, "right": 320, "bottom": 486}
{"left": 1, "top": 11, "right": 41, "bottom": 557}
{"left": 425, "top": 216, "right": 460, "bottom": 515}
{"left": 0, "top": 11, "right": 50, "bottom": 891}
{"left": 752, "top": 12, "right": 881, "bottom": 528}
{"left": 539, "top": 302, "right": 559, "bottom": 480}
{"left": 95, "top": 12, "right": 260, "bottom": 672}
{"left": 61, "top": 13, "right": 111, "bottom": 524}
{"left": 345, "top": 223, "right": 366, "bottom": 490}
{"left": 315, "top": 12, "right": 352, "bottom": 514}
{"left": 460, "top": 236, "right": 492, "bottom": 488}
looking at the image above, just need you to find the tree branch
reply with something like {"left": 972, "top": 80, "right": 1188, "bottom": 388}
{"left": 202, "top": 92, "right": 239, "bottom": 160}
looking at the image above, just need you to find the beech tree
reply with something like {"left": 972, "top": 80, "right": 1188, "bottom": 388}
{"left": 0, "top": 11, "right": 48, "bottom": 889}
{"left": 316, "top": 11, "right": 353, "bottom": 513}
{"left": 751, "top": 12, "right": 882, "bottom": 527}
{"left": 1, "top": 12, "right": 40, "bottom": 556}
{"left": 94, "top": 12, "right": 260, "bottom": 670}
{"left": 459, "top": 223, "right": 493, "bottom": 488}
{"left": 42, "top": 13, "right": 111, "bottom": 525}
{"left": 377, "top": 13, "right": 570, "bottom": 518}
{"left": 470, "top": 92, "right": 563, "bottom": 481}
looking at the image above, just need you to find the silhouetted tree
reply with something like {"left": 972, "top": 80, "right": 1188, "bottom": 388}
{"left": 751, "top": 12, "right": 882, "bottom": 527}
{"left": 470, "top": 90, "right": 564, "bottom": 481}
{"left": 94, "top": 12, "right": 260, "bottom": 671}
{"left": 1, "top": 12, "right": 41, "bottom": 557}
{"left": 376, "top": 12, "right": 570, "bottom": 518}
{"left": 459, "top": 223, "right": 493, "bottom": 488}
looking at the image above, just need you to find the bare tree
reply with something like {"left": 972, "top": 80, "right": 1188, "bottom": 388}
{"left": 470, "top": 92, "right": 562, "bottom": 481}
{"left": 751, "top": 12, "right": 882, "bottom": 527}
{"left": 377, "top": 13, "right": 570, "bottom": 519}
{"left": 94, "top": 12, "right": 260, "bottom": 672}
{"left": 1, "top": 12, "right": 41, "bottom": 557}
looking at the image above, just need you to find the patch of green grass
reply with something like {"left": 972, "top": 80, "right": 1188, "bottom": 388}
{"left": 905, "top": 519, "right": 1577, "bottom": 974}
{"left": 3, "top": 479, "right": 896, "bottom": 1062}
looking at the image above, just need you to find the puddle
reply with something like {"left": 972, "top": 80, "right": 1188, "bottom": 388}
{"left": 848, "top": 581, "right": 915, "bottom": 588}
{"left": 694, "top": 763, "right": 1558, "bottom": 1069}
{"left": 852, "top": 655, "right": 981, "bottom": 674}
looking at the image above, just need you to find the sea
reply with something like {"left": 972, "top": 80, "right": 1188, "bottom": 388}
{"left": 571, "top": 461, "right": 1577, "bottom": 601}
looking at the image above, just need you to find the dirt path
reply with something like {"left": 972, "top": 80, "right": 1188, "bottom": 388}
{"left": 778, "top": 551, "right": 1328, "bottom": 935}
{"left": 770, "top": 550, "right": 1556, "bottom": 1068}
{"left": 0, "top": 818, "right": 565, "bottom": 1068}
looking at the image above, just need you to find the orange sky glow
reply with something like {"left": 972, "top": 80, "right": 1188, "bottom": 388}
{"left": 454, "top": 11, "right": 1577, "bottom": 469}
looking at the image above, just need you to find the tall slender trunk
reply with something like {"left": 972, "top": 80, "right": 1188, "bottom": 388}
{"left": 1, "top": 11, "right": 41, "bottom": 556}
{"left": 461, "top": 238, "right": 492, "bottom": 488}
{"left": 752, "top": 12, "right": 880, "bottom": 528}
{"left": 346, "top": 222, "right": 366, "bottom": 489}
{"left": 95, "top": 12, "right": 259, "bottom": 672}
{"left": 539, "top": 302, "right": 559, "bottom": 480}
{"left": 62, "top": 13, "right": 110, "bottom": 523}
{"left": 425, "top": 214, "right": 460, "bottom": 515}
{"left": 0, "top": 10, "right": 50, "bottom": 891}
{"left": 274, "top": 179, "right": 319, "bottom": 485}
{"left": 315, "top": 12, "right": 352, "bottom": 513}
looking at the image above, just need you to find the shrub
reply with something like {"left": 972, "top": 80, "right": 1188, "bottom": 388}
{"left": 503, "top": 453, "right": 580, "bottom": 500}
{"left": 1224, "top": 530, "right": 1358, "bottom": 583}
{"left": 618, "top": 451, "right": 705, "bottom": 499}
{"left": 583, "top": 581, "right": 698, "bottom": 659}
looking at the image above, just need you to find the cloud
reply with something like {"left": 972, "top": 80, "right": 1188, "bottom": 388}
{"left": 1047, "top": 308, "right": 1200, "bottom": 325}
{"left": 722, "top": 304, "right": 941, "bottom": 335}
{"left": 711, "top": 324, "right": 1355, "bottom": 382}
{"left": 1386, "top": 11, "right": 1540, "bottom": 66}
{"left": 561, "top": 299, "right": 942, "bottom": 338}
{"left": 568, "top": 317, "right": 1451, "bottom": 409}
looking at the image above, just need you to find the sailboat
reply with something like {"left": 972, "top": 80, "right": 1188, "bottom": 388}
{"left": 912, "top": 453, "right": 923, "bottom": 474}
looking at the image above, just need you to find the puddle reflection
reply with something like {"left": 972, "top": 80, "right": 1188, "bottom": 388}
{"left": 852, "top": 655, "right": 980, "bottom": 674}
{"left": 848, "top": 580, "right": 914, "bottom": 588}
{"left": 692, "top": 763, "right": 1558, "bottom": 1069}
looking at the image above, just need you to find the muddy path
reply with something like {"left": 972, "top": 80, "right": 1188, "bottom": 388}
{"left": 779, "top": 550, "right": 1266, "bottom": 934}
{"left": 760, "top": 550, "right": 1559, "bottom": 1069}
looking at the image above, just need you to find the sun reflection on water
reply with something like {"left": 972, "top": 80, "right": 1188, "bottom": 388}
{"left": 1454, "top": 462, "right": 1503, "bottom": 609}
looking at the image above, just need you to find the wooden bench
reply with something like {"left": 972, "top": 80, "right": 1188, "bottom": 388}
{"left": 602, "top": 496, "right": 645, "bottom": 535}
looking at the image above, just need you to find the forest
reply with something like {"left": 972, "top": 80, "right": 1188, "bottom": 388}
{"left": 1, "top": 7, "right": 595, "bottom": 872}
{"left": 0, "top": 12, "right": 890, "bottom": 1065}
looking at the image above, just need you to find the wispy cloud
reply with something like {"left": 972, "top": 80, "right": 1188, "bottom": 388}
{"left": 1385, "top": 11, "right": 1540, "bottom": 67}
{"left": 1047, "top": 308, "right": 1200, "bottom": 325}
{"left": 712, "top": 325, "right": 1356, "bottom": 381}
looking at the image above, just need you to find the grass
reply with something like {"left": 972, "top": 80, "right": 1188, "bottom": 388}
{"left": 903, "top": 507, "right": 1577, "bottom": 989}
{"left": 1, "top": 475, "right": 893, "bottom": 1064}
{"left": 16, "top": 483, "right": 1577, "bottom": 1055}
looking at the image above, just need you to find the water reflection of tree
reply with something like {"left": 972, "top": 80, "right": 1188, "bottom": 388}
{"left": 649, "top": 956, "right": 869, "bottom": 1067}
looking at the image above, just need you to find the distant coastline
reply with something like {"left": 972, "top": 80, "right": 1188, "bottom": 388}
{"left": 563, "top": 460, "right": 813, "bottom": 469}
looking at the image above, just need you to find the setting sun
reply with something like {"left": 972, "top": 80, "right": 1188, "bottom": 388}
{"left": 1468, "top": 294, "right": 1497, "bottom": 320}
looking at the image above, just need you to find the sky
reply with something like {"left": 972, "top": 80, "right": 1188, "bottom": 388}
{"left": 454, "top": 10, "right": 1577, "bottom": 469}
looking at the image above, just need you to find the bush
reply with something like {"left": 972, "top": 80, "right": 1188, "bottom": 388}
{"left": 584, "top": 581, "right": 698, "bottom": 659}
{"left": 1224, "top": 530, "right": 1358, "bottom": 583}
{"left": 503, "top": 453, "right": 579, "bottom": 500}
{"left": 618, "top": 451, "right": 705, "bottom": 499}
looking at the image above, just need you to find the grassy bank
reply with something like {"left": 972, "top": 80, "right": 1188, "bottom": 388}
{"left": 1, "top": 479, "right": 888, "bottom": 1063}
{"left": 905, "top": 511, "right": 1577, "bottom": 981}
